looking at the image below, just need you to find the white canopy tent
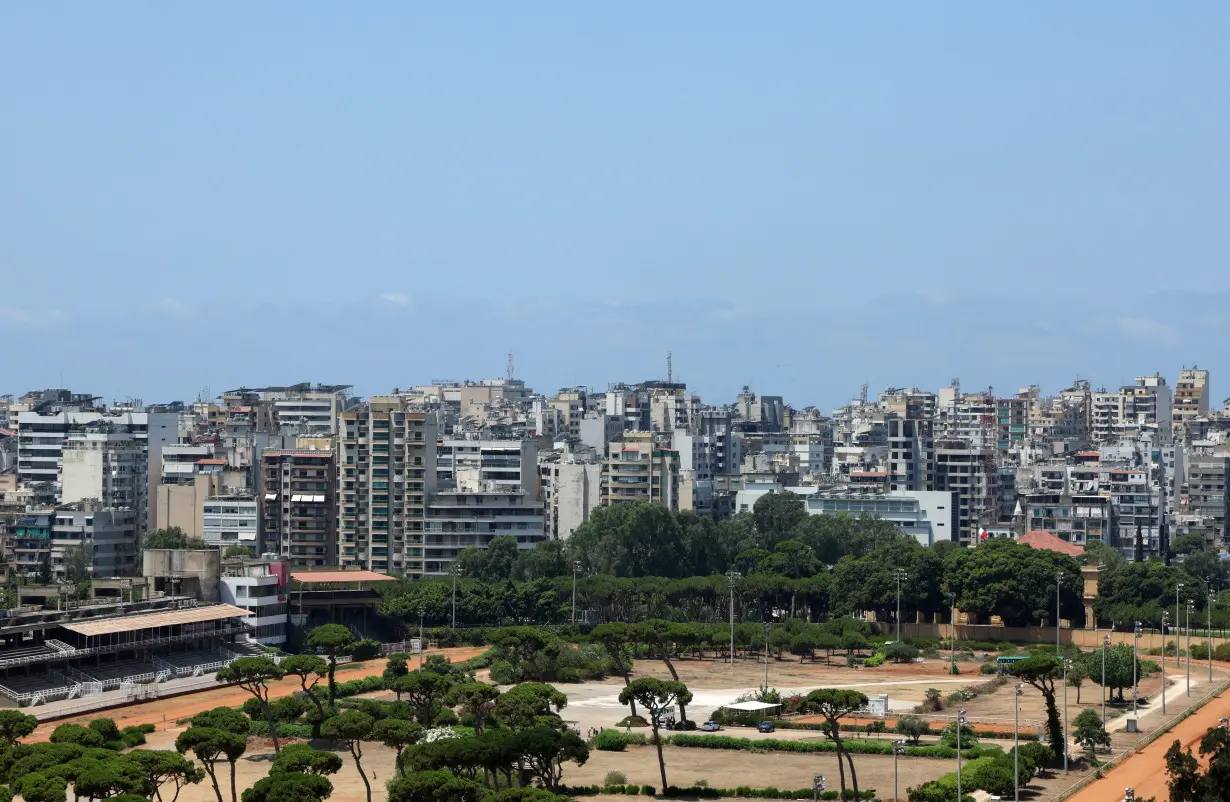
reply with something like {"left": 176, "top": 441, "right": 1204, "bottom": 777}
{"left": 719, "top": 701, "right": 782, "bottom": 713}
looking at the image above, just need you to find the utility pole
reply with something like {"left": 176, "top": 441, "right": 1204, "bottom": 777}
{"left": 956, "top": 708, "right": 968, "bottom": 802}
{"left": 1161, "top": 611, "right": 1169, "bottom": 715}
{"left": 1132, "top": 621, "right": 1142, "bottom": 723}
{"left": 1102, "top": 634, "right": 1110, "bottom": 727}
{"left": 417, "top": 605, "right": 426, "bottom": 670}
{"left": 950, "top": 594, "right": 958, "bottom": 677}
{"left": 892, "top": 740, "right": 906, "bottom": 802}
{"left": 726, "top": 570, "right": 741, "bottom": 666}
{"left": 893, "top": 569, "right": 908, "bottom": 643}
{"left": 1015, "top": 683, "right": 1024, "bottom": 802}
{"left": 1062, "top": 658, "right": 1070, "bottom": 772}
{"left": 1209, "top": 584, "right": 1215, "bottom": 684}
{"left": 450, "top": 563, "right": 459, "bottom": 630}
{"left": 762, "top": 622, "right": 772, "bottom": 690}
{"left": 1177, "top": 582, "right": 1185, "bottom": 673}
{"left": 1187, "top": 600, "right": 1193, "bottom": 696}
{"left": 1056, "top": 570, "right": 1064, "bottom": 655}
{"left": 571, "top": 560, "right": 582, "bottom": 626}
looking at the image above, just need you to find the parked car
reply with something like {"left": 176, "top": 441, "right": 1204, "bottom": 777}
{"left": 757, "top": 721, "right": 776, "bottom": 733}
{"left": 700, "top": 720, "right": 721, "bottom": 732}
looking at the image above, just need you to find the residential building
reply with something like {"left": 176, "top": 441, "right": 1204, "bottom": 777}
{"left": 337, "top": 403, "right": 437, "bottom": 575}
{"left": 12, "top": 504, "right": 140, "bottom": 579}
{"left": 60, "top": 429, "right": 148, "bottom": 535}
{"left": 16, "top": 410, "right": 148, "bottom": 486}
{"left": 1173, "top": 368, "right": 1211, "bottom": 438}
{"left": 259, "top": 448, "right": 337, "bottom": 567}
{"left": 424, "top": 467, "right": 545, "bottom": 575}
{"left": 202, "top": 495, "right": 260, "bottom": 549}
{"left": 154, "top": 473, "right": 224, "bottom": 539}
{"left": 543, "top": 455, "right": 601, "bottom": 538}
{"left": 220, "top": 560, "right": 289, "bottom": 645}
{"left": 1022, "top": 492, "right": 1113, "bottom": 547}
{"left": 600, "top": 433, "right": 679, "bottom": 509}
{"left": 1178, "top": 448, "right": 1229, "bottom": 549}
{"left": 805, "top": 490, "right": 956, "bottom": 546}
{"left": 932, "top": 438, "right": 995, "bottom": 544}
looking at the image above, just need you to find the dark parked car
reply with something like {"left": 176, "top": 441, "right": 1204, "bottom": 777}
{"left": 757, "top": 721, "right": 776, "bottom": 733}
{"left": 700, "top": 720, "right": 721, "bottom": 732}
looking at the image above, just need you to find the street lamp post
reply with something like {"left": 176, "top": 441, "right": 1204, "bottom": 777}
{"left": 1161, "top": 611, "right": 1169, "bottom": 716}
{"left": 1133, "top": 621, "right": 1142, "bottom": 723}
{"left": 1102, "top": 634, "right": 1112, "bottom": 727}
{"left": 892, "top": 740, "right": 906, "bottom": 802}
{"left": 1187, "top": 600, "right": 1194, "bottom": 696}
{"left": 1176, "top": 583, "right": 1185, "bottom": 673}
{"left": 893, "top": 568, "right": 908, "bottom": 643}
{"left": 450, "top": 563, "right": 460, "bottom": 630}
{"left": 1015, "top": 683, "right": 1024, "bottom": 802}
{"left": 956, "top": 708, "right": 968, "bottom": 802}
{"left": 571, "top": 560, "right": 582, "bottom": 626}
{"left": 811, "top": 775, "right": 825, "bottom": 802}
{"left": 950, "top": 594, "right": 958, "bottom": 677}
{"left": 1062, "top": 658, "right": 1070, "bottom": 772}
{"left": 417, "top": 605, "right": 426, "bottom": 670}
{"left": 726, "top": 570, "right": 741, "bottom": 666}
{"left": 1056, "top": 570, "right": 1064, "bottom": 654}
{"left": 762, "top": 622, "right": 773, "bottom": 690}
{"left": 1209, "top": 586, "right": 1215, "bottom": 684}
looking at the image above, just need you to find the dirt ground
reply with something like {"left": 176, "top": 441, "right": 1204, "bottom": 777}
{"left": 29, "top": 646, "right": 486, "bottom": 742}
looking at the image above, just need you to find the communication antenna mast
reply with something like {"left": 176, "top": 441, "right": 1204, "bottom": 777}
{"left": 859, "top": 382, "right": 868, "bottom": 407}
{"left": 667, "top": 351, "right": 673, "bottom": 384}
{"left": 506, "top": 350, "right": 515, "bottom": 382}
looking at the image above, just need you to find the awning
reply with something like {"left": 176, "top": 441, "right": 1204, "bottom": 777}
{"left": 264, "top": 493, "right": 277, "bottom": 501}
{"left": 60, "top": 604, "right": 249, "bottom": 637}
{"left": 720, "top": 701, "right": 782, "bottom": 712}
{"left": 239, "top": 532, "right": 257, "bottom": 541}
{"left": 291, "top": 570, "right": 395, "bottom": 584}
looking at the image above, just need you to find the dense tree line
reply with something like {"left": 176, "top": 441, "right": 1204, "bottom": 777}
{"left": 382, "top": 495, "right": 1230, "bottom": 635}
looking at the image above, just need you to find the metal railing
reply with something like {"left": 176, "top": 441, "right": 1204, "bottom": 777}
{"left": 0, "top": 624, "right": 248, "bottom": 669}
{"left": 46, "top": 639, "right": 75, "bottom": 653}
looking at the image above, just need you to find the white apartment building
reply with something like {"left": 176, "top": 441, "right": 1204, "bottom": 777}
{"left": 202, "top": 495, "right": 260, "bottom": 548}
{"left": 12, "top": 505, "right": 140, "bottom": 579}
{"left": 543, "top": 456, "right": 601, "bottom": 539}
{"left": 17, "top": 410, "right": 149, "bottom": 486}
{"left": 60, "top": 430, "right": 148, "bottom": 535}
{"left": 161, "top": 443, "right": 216, "bottom": 484}
{"left": 220, "top": 561, "right": 288, "bottom": 645}
{"left": 424, "top": 470, "right": 546, "bottom": 575}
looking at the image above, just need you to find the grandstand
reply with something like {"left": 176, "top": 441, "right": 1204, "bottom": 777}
{"left": 0, "top": 598, "right": 252, "bottom": 707}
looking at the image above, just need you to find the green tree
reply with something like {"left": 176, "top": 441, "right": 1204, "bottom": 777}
{"left": 799, "top": 689, "right": 870, "bottom": 802}
{"left": 175, "top": 727, "right": 247, "bottom": 802}
{"left": 270, "top": 743, "right": 343, "bottom": 777}
{"left": 383, "top": 653, "right": 410, "bottom": 684}
{"left": 513, "top": 726, "right": 589, "bottom": 792}
{"left": 145, "top": 526, "right": 207, "bottom": 550}
{"left": 1077, "top": 644, "right": 1140, "bottom": 702}
{"left": 72, "top": 757, "right": 149, "bottom": 800}
{"left": 618, "top": 678, "right": 692, "bottom": 794}
{"left": 566, "top": 502, "right": 685, "bottom": 577}
{"left": 386, "top": 770, "right": 485, "bottom": 802}
{"left": 306, "top": 624, "right": 356, "bottom": 706}
{"left": 393, "top": 671, "right": 454, "bottom": 726}
{"left": 1067, "top": 661, "right": 1089, "bottom": 704}
{"left": 371, "top": 719, "right": 422, "bottom": 775}
{"left": 1158, "top": 724, "right": 1230, "bottom": 801}
{"left": 590, "top": 623, "right": 638, "bottom": 718}
{"left": 1072, "top": 708, "right": 1110, "bottom": 755}
{"left": 945, "top": 539, "right": 1083, "bottom": 627}
{"left": 217, "top": 656, "right": 285, "bottom": 754}
{"left": 446, "top": 683, "right": 499, "bottom": 734}
{"left": 125, "top": 750, "right": 205, "bottom": 802}
{"left": 884, "top": 642, "right": 920, "bottom": 663}
{"left": 495, "top": 682, "right": 568, "bottom": 731}
{"left": 278, "top": 654, "right": 329, "bottom": 735}
{"left": 1010, "top": 655, "right": 1064, "bottom": 761}
{"left": 321, "top": 711, "right": 374, "bottom": 802}
{"left": 17, "top": 773, "right": 68, "bottom": 802}
{"left": 895, "top": 715, "right": 929, "bottom": 745}
{"left": 752, "top": 492, "right": 808, "bottom": 549}
{"left": 0, "top": 709, "right": 38, "bottom": 745}
{"left": 242, "top": 773, "right": 333, "bottom": 802}
{"left": 49, "top": 723, "right": 104, "bottom": 748}
{"left": 223, "top": 545, "right": 255, "bottom": 559}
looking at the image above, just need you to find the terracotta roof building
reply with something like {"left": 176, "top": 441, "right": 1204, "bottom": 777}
{"left": 1018, "top": 529, "right": 1085, "bottom": 558}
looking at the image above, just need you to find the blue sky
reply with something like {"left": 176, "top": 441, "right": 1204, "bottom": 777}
{"left": 3, "top": 4, "right": 1228, "bottom": 408}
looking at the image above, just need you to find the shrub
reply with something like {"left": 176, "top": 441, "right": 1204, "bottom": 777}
{"left": 895, "top": 715, "right": 928, "bottom": 745}
{"left": 1013, "top": 741, "right": 1055, "bottom": 769}
{"left": 922, "top": 688, "right": 944, "bottom": 711}
{"left": 489, "top": 660, "right": 516, "bottom": 685}
{"left": 980, "top": 662, "right": 999, "bottom": 675}
{"left": 1190, "top": 643, "right": 1211, "bottom": 661}
{"left": 349, "top": 638, "right": 382, "bottom": 661}
{"left": 864, "top": 653, "right": 885, "bottom": 668}
{"left": 995, "top": 642, "right": 1016, "bottom": 653}
{"left": 434, "top": 708, "right": 460, "bottom": 726}
{"left": 884, "top": 642, "right": 920, "bottom": 663}
{"left": 641, "top": 786, "right": 656, "bottom": 797}
{"left": 1214, "top": 643, "right": 1230, "bottom": 662}
{"left": 594, "top": 729, "right": 629, "bottom": 751}
{"left": 605, "top": 772, "right": 628, "bottom": 786}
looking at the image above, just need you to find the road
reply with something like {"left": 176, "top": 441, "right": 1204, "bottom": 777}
{"left": 29, "top": 646, "right": 485, "bottom": 741}
{"left": 1068, "top": 678, "right": 1230, "bottom": 802}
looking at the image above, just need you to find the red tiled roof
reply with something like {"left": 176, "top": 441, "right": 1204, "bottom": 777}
{"left": 1019, "top": 530, "right": 1084, "bottom": 557}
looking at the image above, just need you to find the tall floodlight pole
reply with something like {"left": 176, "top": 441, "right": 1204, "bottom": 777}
{"left": 893, "top": 568, "right": 908, "bottom": 643}
{"left": 450, "top": 563, "right": 460, "bottom": 630}
{"left": 1161, "top": 611, "right": 1170, "bottom": 715}
{"left": 1062, "top": 658, "right": 1070, "bottom": 772}
{"left": 892, "top": 740, "right": 906, "bottom": 802}
{"left": 763, "top": 622, "right": 772, "bottom": 690}
{"left": 956, "top": 708, "right": 968, "bottom": 802}
{"left": 1015, "top": 682, "right": 1024, "bottom": 802}
{"left": 418, "top": 605, "right": 426, "bottom": 670}
{"left": 1209, "top": 584, "right": 1215, "bottom": 684}
{"left": 1132, "top": 621, "right": 1142, "bottom": 722}
{"left": 571, "top": 560, "right": 582, "bottom": 626}
{"left": 726, "top": 570, "right": 741, "bottom": 666}
{"left": 1056, "top": 570, "right": 1064, "bottom": 655}
{"left": 1187, "top": 600, "right": 1194, "bottom": 696}
{"left": 1102, "top": 634, "right": 1111, "bottom": 727}
{"left": 1176, "top": 583, "right": 1186, "bottom": 673}
{"left": 950, "top": 593, "right": 958, "bottom": 676}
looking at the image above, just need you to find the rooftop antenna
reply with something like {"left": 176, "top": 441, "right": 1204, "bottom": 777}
{"left": 859, "top": 382, "right": 868, "bottom": 407}
{"left": 506, "top": 350, "right": 515, "bottom": 382}
{"left": 667, "top": 351, "right": 673, "bottom": 383}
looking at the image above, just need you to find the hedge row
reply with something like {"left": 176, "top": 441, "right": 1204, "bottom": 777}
{"left": 565, "top": 785, "right": 874, "bottom": 800}
{"left": 593, "top": 730, "right": 987, "bottom": 759}
{"left": 772, "top": 720, "right": 1039, "bottom": 741}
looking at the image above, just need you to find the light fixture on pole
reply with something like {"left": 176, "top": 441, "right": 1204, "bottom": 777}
{"left": 1014, "top": 683, "right": 1024, "bottom": 802}
{"left": 811, "top": 775, "right": 825, "bottom": 802}
{"left": 1176, "top": 582, "right": 1185, "bottom": 674}
{"left": 571, "top": 560, "right": 582, "bottom": 626}
{"left": 956, "top": 708, "right": 968, "bottom": 802}
{"left": 726, "top": 570, "right": 741, "bottom": 666}
{"left": 762, "top": 622, "right": 773, "bottom": 690}
{"left": 1102, "top": 633, "right": 1111, "bottom": 728}
{"left": 1062, "top": 658, "right": 1070, "bottom": 772}
{"left": 450, "top": 563, "right": 460, "bottom": 630}
{"left": 1055, "top": 570, "right": 1064, "bottom": 654}
{"left": 1187, "top": 599, "right": 1194, "bottom": 696}
{"left": 1209, "top": 584, "right": 1215, "bottom": 684}
{"left": 417, "top": 605, "right": 426, "bottom": 670}
{"left": 949, "top": 593, "right": 958, "bottom": 676}
{"left": 1161, "top": 611, "right": 1169, "bottom": 716}
{"left": 892, "top": 739, "right": 906, "bottom": 802}
{"left": 1132, "top": 621, "right": 1141, "bottom": 724}
{"left": 893, "top": 568, "right": 908, "bottom": 643}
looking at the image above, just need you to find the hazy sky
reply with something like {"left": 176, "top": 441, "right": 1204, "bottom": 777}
{"left": 3, "top": 4, "right": 1228, "bottom": 409}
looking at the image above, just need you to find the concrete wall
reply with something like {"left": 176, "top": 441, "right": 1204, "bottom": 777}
{"left": 142, "top": 548, "right": 221, "bottom": 602}
{"left": 899, "top": 620, "right": 1230, "bottom": 652}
